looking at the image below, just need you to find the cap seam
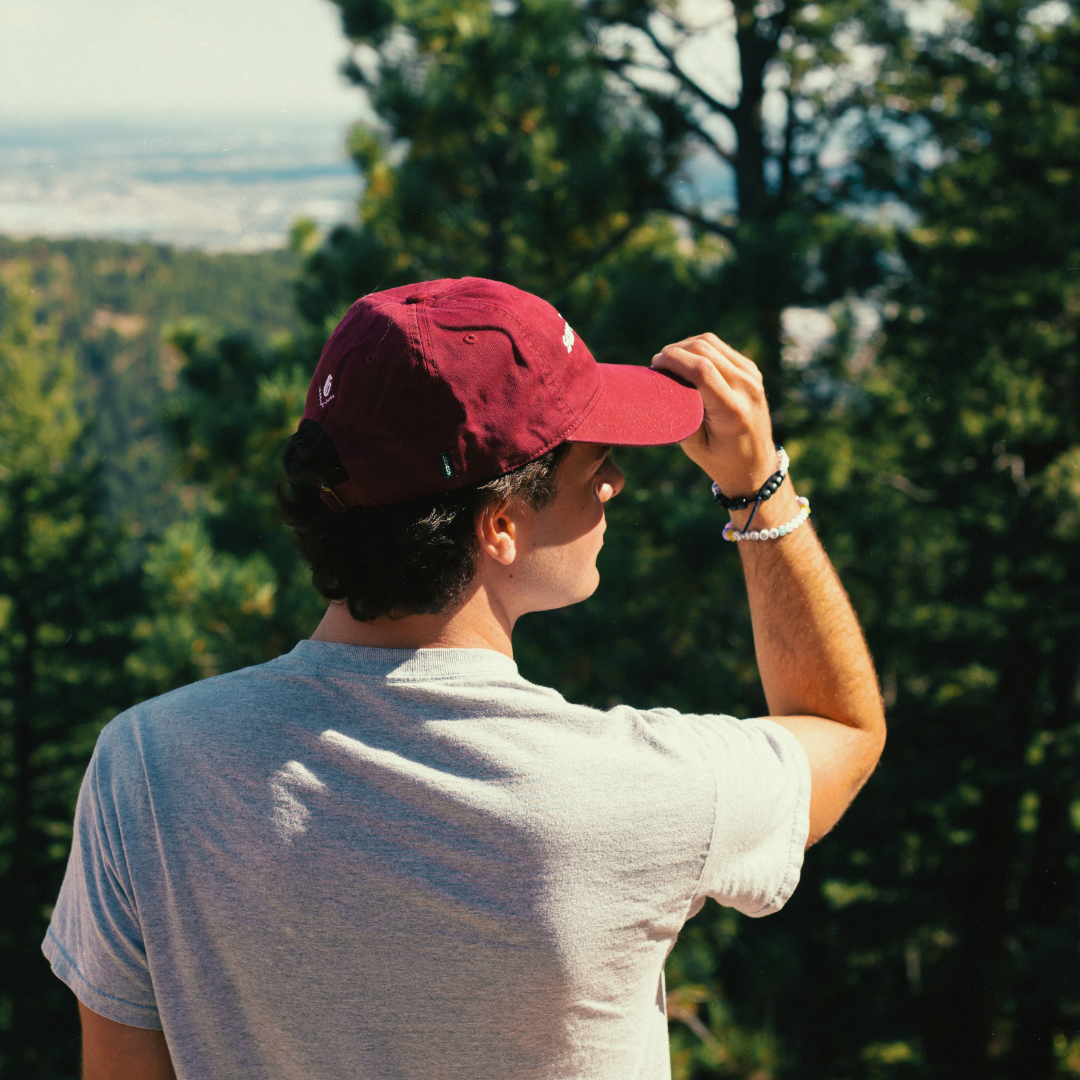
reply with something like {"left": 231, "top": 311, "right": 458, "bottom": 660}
{"left": 429, "top": 298, "right": 577, "bottom": 423}
{"left": 558, "top": 376, "right": 608, "bottom": 442}
{"left": 409, "top": 301, "right": 439, "bottom": 380}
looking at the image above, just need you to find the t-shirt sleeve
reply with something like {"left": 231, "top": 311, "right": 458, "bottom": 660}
{"left": 691, "top": 715, "right": 811, "bottom": 918}
{"left": 41, "top": 732, "right": 162, "bottom": 1029}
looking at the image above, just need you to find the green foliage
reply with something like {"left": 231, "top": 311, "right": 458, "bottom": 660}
{"left": 777, "top": 5, "right": 1080, "bottom": 1073}
{"left": 128, "top": 520, "right": 281, "bottom": 692}
{"left": 584, "top": 0, "right": 900, "bottom": 383}
{"left": 298, "top": 0, "right": 676, "bottom": 328}
{"left": 0, "top": 238, "right": 302, "bottom": 1075}
{"left": 0, "top": 237, "right": 302, "bottom": 543}
{"left": 127, "top": 326, "right": 323, "bottom": 695}
{"left": 0, "top": 261, "right": 139, "bottom": 1077}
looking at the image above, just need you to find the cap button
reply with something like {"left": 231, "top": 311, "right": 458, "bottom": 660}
{"left": 404, "top": 293, "right": 435, "bottom": 304}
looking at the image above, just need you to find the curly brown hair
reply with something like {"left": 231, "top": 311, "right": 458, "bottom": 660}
{"left": 278, "top": 420, "right": 570, "bottom": 622}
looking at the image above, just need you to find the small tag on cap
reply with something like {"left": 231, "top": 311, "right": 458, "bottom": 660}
{"left": 438, "top": 452, "right": 455, "bottom": 478}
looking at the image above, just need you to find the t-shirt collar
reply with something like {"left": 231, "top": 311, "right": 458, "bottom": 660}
{"left": 284, "top": 639, "right": 520, "bottom": 681}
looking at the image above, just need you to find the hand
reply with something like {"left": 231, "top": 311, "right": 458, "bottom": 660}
{"left": 651, "top": 333, "right": 777, "bottom": 497}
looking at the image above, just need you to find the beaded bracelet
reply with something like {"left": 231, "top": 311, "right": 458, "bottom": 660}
{"left": 723, "top": 497, "right": 811, "bottom": 542}
{"left": 712, "top": 446, "right": 789, "bottom": 536}
{"left": 711, "top": 446, "right": 789, "bottom": 511}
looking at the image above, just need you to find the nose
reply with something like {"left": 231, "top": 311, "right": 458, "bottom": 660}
{"left": 598, "top": 458, "right": 625, "bottom": 503}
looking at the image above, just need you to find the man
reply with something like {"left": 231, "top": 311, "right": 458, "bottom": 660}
{"left": 45, "top": 278, "right": 885, "bottom": 1080}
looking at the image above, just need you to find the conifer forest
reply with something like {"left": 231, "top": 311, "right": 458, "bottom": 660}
{"left": 2, "top": 0, "right": 1080, "bottom": 1076}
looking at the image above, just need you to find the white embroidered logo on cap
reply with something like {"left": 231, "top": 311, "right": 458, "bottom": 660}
{"left": 562, "top": 322, "right": 575, "bottom": 353}
{"left": 319, "top": 373, "right": 335, "bottom": 408}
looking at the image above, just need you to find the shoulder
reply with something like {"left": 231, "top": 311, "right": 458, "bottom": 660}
{"left": 96, "top": 653, "right": 304, "bottom": 759}
{"left": 590, "top": 705, "right": 808, "bottom": 798}
{"left": 508, "top": 675, "right": 750, "bottom": 772}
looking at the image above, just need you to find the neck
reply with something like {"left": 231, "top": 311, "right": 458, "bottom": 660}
{"left": 309, "top": 581, "right": 516, "bottom": 658}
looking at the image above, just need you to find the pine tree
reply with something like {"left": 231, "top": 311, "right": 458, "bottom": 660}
{"left": 584, "top": 0, "right": 899, "bottom": 385}
{"left": 298, "top": 0, "right": 677, "bottom": 328}
{"left": 0, "top": 261, "right": 140, "bottom": 1076}
{"left": 124, "top": 324, "right": 323, "bottom": 696}
{"left": 780, "top": 2, "right": 1080, "bottom": 1073}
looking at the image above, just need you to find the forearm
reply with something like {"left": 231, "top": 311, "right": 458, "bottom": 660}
{"left": 650, "top": 332, "right": 885, "bottom": 844}
{"left": 728, "top": 478, "right": 884, "bottom": 733}
{"left": 728, "top": 477, "right": 885, "bottom": 842}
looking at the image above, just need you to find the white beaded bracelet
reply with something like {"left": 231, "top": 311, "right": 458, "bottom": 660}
{"left": 723, "top": 497, "right": 811, "bottom": 542}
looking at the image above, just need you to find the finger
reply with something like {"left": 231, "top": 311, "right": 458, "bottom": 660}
{"left": 685, "top": 335, "right": 763, "bottom": 387}
{"left": 710, "top": 338, "right": 763, "bottom": 383}
{"left": 654, "top": 344, "right": 760, "bottom": 400}
{"left": 657, "top": 346, "right": 759, "bottom": 401}
{"left": 652, "top": 345, "right": 735, "bottom": 401}
{"left": 653, "top": 334, "right": 724, "bottom": 368}
{"left": 655, "top": 333, "right": 762, "bottom": 386}
{"left": 653, "top": 340, "right": 762, "bottom": 393}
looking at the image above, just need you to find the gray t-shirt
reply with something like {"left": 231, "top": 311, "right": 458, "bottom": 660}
{"left": 44, "top": 640, "right": 810, "bottom": 1080}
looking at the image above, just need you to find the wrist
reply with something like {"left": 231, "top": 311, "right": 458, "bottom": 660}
{"left": 708, "top": 446, "right": 788, "bottom": 510}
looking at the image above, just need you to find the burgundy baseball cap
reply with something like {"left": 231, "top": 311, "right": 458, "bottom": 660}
{"left": 301, "top": 277, "right": 703, "bottom": 509}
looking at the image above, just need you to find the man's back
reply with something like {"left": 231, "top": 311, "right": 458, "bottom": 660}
{"left": 46, "top": 640, "right": 808, "bottom": 1080}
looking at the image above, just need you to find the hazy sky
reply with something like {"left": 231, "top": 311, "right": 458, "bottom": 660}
{"left": 0, "top": 0, "right": 358, "bottom": 120}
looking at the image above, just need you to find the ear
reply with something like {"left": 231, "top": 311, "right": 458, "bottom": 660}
{"left": 475, "top": 498, "right": 520, "bottom": 567}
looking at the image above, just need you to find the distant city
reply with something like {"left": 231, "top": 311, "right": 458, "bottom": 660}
{"left": 0, "top": 115, "right": 362, "bottom": 251}
{"left": 0, "top": 114, "right": 734, "bottom": 254}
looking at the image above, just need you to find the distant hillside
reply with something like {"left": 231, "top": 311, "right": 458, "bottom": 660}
{"left": 0, "top": 235, "right": 305, "bottom": 545}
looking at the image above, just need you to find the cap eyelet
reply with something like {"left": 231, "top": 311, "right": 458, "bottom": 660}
{"left": 365, "top": 354, "right": 376, "bottom": 364}
{"left": 463, "top": 333, "right": 478, "bottom": 344}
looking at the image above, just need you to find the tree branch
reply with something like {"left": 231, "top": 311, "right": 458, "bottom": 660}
{"left": 778, "top": 88, "right": 798, "bottom": 203}
{"left": 683, "top": 120, "right": 737, "bottom": 167}
{"left": 664, "top": 200, "right": 739, "bottom": 242}
{"left": 633, "top": 19, "right": 738, "bottom": 121}
{"left": 639, "top": 93, "right": 737, "bottom": 167}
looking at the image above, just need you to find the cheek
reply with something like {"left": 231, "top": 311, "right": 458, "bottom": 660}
{"left": 570, "top": 508, "right": 606, "bottom": 562}
{"left": 570, "top": 502, "right": 608, "bottom": 567}
{"left": 535, "top": 489, "right": 604, "bottom": 546}
{"left": 527, "top": 502, "right": 604, "bottom": 576}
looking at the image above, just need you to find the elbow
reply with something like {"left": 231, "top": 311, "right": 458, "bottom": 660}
{"left": 854, "top": 707, "right": 887, "bottom": 780}
{"left": 850, "top": 718, "right": 887, "bottom": 803}
{"left": 868, "top": 711, "right": 887, "bottom": 760}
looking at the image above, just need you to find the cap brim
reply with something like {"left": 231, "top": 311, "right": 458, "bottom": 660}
{"left": 568, "top": 364, "right": 704, "bottom": 446}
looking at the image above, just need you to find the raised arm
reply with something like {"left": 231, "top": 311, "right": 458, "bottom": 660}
{"left": 653, "top": 334, "right": 886, "bottom": 846}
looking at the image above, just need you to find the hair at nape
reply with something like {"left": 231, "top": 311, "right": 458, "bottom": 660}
{"left": 278, "top": 420, "right": 569, "bottom": 622}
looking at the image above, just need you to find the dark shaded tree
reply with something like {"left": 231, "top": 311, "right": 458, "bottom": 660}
{"left": 0, "top": 262, "right": 140, "bottom": 1078}
{"left": 584, "top": 0, "right": 898, "bottom": 386}
{"left": 124, "top": 326, "right": 322, "bottom": 697}
{"left": 775, "top": 2, "right": 1080, "bottom": 1074}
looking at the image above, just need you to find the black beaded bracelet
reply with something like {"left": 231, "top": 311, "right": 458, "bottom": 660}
{"left": 710, "top": 446, "right": 790, "bottom": 511}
